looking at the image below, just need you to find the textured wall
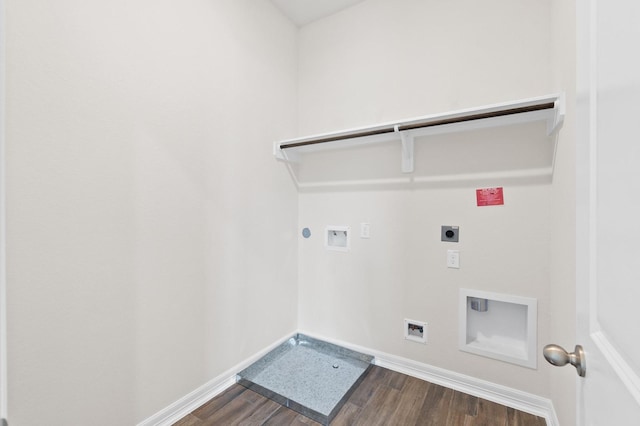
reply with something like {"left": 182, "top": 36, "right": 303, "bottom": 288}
{"left": 5, "top": 1, "right": 298, "bottom": 424}
{"left": 296, "top": 0, "right": 556, "bottom": 396}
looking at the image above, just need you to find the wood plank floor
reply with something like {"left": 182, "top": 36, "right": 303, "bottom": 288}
{"left": 173, "top": 366, "right": 547, "bottom": 426}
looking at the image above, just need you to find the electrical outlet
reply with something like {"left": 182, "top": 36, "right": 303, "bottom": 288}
{"left": 360, "top": 223, "right": 370, "bottom": 238}
{"left": 447, "top": 250, "right": 460, "bottom": 268}
{"left": 441, "top": 226, "right": 459, "bottom": 242}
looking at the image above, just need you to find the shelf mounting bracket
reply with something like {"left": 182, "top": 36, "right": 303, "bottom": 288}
{"left": 547, "top": 92, "right": 566, "bottom": 135}
{"left": 397, "top": 126, "right": 414, "bottom": 173}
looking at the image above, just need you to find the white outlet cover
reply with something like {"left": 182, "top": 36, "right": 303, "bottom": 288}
{"left": 447, "top": 250, "right": 460, "bottom": 268}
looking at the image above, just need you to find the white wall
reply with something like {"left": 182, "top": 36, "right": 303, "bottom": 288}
{"left": 0, "top": 0, "right": 7, "bottom": 420}
{"left": 3, "top": 0, "right": 578, "bottom": 422}
{"left": 549, "top": 0, "right": 577, "bottom": 424}
{"left": 298, "top": 0, "right": 553, "bottom": 134}
{"left": 296, "top": 0, "right": 556, "bottom": 396}
{"left": 5, "top": 0, "right": 298, "bottom": 424}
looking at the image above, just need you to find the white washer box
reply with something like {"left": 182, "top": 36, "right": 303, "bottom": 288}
{"left": 459, "top": 289, "right": 537, "bottom": 369}
{"left": 325, "top": 225, "right": 350, "bottom": 252}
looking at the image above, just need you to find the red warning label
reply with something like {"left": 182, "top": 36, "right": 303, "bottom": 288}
{"left": 476, "top": 187, "right": 504, "bottom": 206}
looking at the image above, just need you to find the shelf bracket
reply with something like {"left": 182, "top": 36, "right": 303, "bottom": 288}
{"left": 397, "top": 126, "right": 414, "bottom": 173}
{"left": 273, "top": 141, "right": 299, "bottom": 162}
{"left": 547, "top": 92, "right": 566, "bottom": 135}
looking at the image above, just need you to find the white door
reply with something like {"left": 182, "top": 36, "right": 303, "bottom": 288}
{"left": 575, "top": 0, "right": 640, "bottom": 424}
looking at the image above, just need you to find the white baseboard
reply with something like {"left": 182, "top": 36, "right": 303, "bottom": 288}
{"left": 139, "top": 330, "right": 559, "bottom": 426}
{"left": 376, "top": 354, "right": 559, "bottom": 426}
{"left": 136, "top": 331, "right": 296, "bottom": 426}
{"left": 137, "top": 375, "right": 236, "bottom": 426}
{"left": 299, "top": 331, "right": 559, "bottom": 426}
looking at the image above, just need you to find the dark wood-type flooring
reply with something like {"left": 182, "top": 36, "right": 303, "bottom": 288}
{"left": 174, "top": 365, "right": 547, "bottom": 426}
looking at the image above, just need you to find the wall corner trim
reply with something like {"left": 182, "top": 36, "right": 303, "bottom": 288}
{"left": 136, "top": 331, "right": 296, "bottom": 426}
{"left": 139, "top": 330, "right": 559, "bottom": 426}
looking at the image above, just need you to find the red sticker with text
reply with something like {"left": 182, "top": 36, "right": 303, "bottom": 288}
{"left": 476, "top": 187, "right": 504, "bottom": 206}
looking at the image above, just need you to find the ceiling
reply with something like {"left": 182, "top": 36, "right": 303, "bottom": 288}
{"left": 270, "top": 0, "right": 367, "bottom": 27}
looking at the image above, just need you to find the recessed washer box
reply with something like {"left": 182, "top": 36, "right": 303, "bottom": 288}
{"left": 325, "top": 225, "right": 350, "bottom": 252}
{"left": 459, "top": 289, "right": 537, "bottom": 369}
{"left": 404, "top": 319, "right": 427, "bottom": 344}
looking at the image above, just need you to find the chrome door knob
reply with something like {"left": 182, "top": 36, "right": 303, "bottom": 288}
{"left": 543, "top": 344, "right": 586, "bottom": 377}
